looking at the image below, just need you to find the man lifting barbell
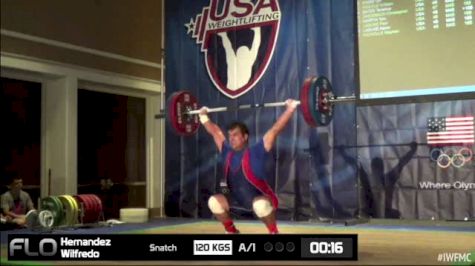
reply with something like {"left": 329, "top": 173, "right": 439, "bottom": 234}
{"left": 159, "top": 76, "right": 356, "bottom": 136}
{"left": 199, "top": 99, "right": 298, "bottom": 234}
{"left": 158, "top": 76, "right": 355, "bottom": 233}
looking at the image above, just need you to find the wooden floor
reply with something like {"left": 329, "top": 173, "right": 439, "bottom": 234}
{"left": 1, "top": 219, "right": 474, "bottom": 265}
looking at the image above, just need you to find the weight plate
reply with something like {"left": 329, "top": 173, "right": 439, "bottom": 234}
{"left": 74, "top": 195, "right": 84, "bottom": 223}
{"left": 314, "top": 76, "right": 334, "bottom": 126}
{"left": 167, "top": 91, "right": 200, "bottom": 136}
{"left": 90, "top": 194, "right": 101, "bottom": 222}
{"left": 299, "top": 77, "right": 319, "bottom": 127}
{"left": 67, "top": 195, "right": 79, "bottom": 225}
{"left": 40, "top": 196, "right": 64, "bottom": 226}
{"left": 51, "top": 196, "right": 65, "bottom": 226}
{"left": 58, "top": 196, "right": 72, "bottom": 226}
{"left": 83, "top": 194, "right": 96, "bottom": 223}
{"left": 307, "top": 78, "right": 320, "bottom": 125}
{"left": 67, "top": 195, "right": 80, "bottom": 225}
{"left": 84, "top": 194, "right": 98, "bottom": 222}
{"left": 59, "top": 195, "right": 78, "bottom": 226}
{"left": 38, "top": 210, "right": 54, "bottom": 228}
{"left": 25, "top": 209, "right": 39, "bottom": 228}
{"left": 84, "top": 194, "right": 100, "bottom": 223}
{"left": 90, "top": 194, "right": 103, "bottom": 221}
{"left": 76, "top": 195, "right": 93, "bottom": 224}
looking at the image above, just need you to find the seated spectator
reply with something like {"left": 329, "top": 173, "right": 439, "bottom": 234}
{"left": 1, "top": 176, "right": 35, "bottom": 227}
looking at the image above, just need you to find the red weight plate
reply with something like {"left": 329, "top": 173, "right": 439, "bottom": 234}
{"left": 84, "top": 194, "right": 99, "bottom": 223}
{"left": 94, "top": 195, "right": 103, "bottom": 216}
{"left": 77, "top": 195, "right": 94, "bottom": 224}
{"left": 167, "top": 91, "right": 200, "bottom": 136}
{"left": 90, "top": 194, "right": 103, "bottom": 221}
{"left": 299, "top": 77, "right": 319, "bottom": 127}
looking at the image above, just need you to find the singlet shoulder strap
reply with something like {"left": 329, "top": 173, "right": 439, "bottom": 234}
{"left": 241, "top": 150, "right": 279, "bottom": 209}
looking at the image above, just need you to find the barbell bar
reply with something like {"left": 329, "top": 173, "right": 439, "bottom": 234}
{"left": 155, "top": 76, "right": 356, "bottom": 136}
{"left": 156, "top": 95, "right": 355, "bottom": 117}
{"left": 185, "top": 95, "right": 356, "bottom": 115}
{"left": 187, "top": 101, "right": 292, "bottom": 115}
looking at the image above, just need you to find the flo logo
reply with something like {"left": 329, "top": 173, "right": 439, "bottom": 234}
{"left": 185, "top": 0, "right": 281, "bottom": 98}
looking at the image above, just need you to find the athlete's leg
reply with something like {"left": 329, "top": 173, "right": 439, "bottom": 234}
{"left": 208, "top": 194, "right": 239, "bottom": 233}
{"left": 252, "top": 196, "right": 278, "bottom": 234}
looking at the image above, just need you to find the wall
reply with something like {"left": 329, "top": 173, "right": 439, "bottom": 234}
{"left": 1, "top": 0, "right": 163, "bottom": 80}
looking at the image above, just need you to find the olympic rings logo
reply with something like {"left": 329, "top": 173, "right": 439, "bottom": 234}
{"left": 430, "top": 147, "right": 473, "bottom": 168}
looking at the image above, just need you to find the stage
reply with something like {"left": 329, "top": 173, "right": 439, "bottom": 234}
{"left": 1, "top": 218, "right": 474, "bottom": 265}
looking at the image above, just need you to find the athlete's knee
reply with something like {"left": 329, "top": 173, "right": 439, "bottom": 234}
{"left": 252, "top": 198, "right": 273, "bottom": 218}
{"left": 208, "top": 195, "right": 227, "bottom": 214}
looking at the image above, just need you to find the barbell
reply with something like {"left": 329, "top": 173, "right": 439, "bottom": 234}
{"left": 155, "top": 76, "right": 356, "bottom": 136}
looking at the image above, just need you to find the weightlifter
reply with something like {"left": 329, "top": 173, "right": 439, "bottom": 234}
{"left": 199, "top": 99, "right": 298, "bottom": 234}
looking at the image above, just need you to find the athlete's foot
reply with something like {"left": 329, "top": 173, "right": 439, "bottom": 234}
{"left": 265, "top": 222, "right": 279, "bottom": 234}
{"left": 222, "top": 219, "right": 238, "bottom": 234}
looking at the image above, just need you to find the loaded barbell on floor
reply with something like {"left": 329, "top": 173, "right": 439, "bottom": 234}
{"left": 155, "top": 76, "right": 356, "bottom": 136}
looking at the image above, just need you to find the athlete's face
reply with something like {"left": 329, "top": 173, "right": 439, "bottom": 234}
{"left": 228, "top": 127, "right": 248, "bottom": 151}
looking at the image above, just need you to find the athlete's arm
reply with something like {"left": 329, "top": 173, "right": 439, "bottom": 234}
{"left": 1, "top": 195, "right": 21, "bottom": 219}
{"left": 263, "top": 99, "right": 298, "bottom": 152}
{"left": 199, "top": 107, "right": 226, "bottom": 152}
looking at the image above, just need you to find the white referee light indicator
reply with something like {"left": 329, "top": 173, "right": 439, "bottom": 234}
{"left": 264, "top": 242, "right": 273, "bottom": 252}
{"left": 286, "top": 242, "right": 296, "bottom": 252}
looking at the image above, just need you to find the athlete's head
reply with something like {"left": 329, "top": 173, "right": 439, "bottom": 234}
{"left": 227, "top": 122, "right": 249, "bottom": 151}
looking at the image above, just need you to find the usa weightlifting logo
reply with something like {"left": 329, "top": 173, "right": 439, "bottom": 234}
{"left": 185, "top": 0, "right": 281, "bottom": 98}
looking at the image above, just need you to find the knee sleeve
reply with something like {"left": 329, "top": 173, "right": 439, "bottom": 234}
{"left": 208, "top": 196, "right": 225, "bottom": 214}
{"left": 253, "top": 199, "right": 273, "bottom": 218}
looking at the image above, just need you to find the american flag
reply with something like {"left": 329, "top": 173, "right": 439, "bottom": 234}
{"left": 426, "top": 116, "right": 474, "bottom": 145}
